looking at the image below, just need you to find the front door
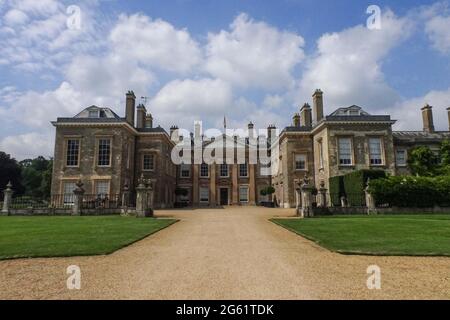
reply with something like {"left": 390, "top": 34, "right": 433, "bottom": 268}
{"left": 220, "top": 188, "right": 228, "bottom": 205}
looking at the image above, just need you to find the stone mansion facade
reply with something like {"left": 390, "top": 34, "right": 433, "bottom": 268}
{"left": 51, "top": 90, "right": 450, "bottom": 209}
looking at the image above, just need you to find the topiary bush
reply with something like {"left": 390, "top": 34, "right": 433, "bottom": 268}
{"left": 343, "top": 170, "right": 386, "bottom": 206}
{"left": 329, "top": 175, "right": 344, "bottom": 207}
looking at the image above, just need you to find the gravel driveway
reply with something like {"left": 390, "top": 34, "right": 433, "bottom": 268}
{"left": 0, "top": 207, "right": 449, "bottom": 299}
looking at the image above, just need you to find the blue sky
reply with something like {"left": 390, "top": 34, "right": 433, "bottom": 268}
{"left": 0, "top": 0, "right": 449, "bottom": 159}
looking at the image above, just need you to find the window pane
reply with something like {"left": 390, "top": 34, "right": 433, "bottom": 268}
{"left": 396, "top": 150, "right": 406, "bottom": 165}
{"left": 63, "top": 182, "right": 76, "bottom": 204}
{"left": 338, "top": 138, "right": 352, "bottom": 165}
{"left": 66, "top": 140, "right": 79, "bottom": 166}
{"left": 295, "top": 154, "right": 306, "bottom": 170}
{"left": 220, "top": 164, "right": 228, "bottom": 177}
{"left": 181, "top": 164, "right": 190, "bottom": 177}
{"left": 96, "top": 181, "right": 109, "bottom": 197}
{"left": 98, "top": 139, "right": 111, "bottom": 166}
{"left": 200, "top": 187, "right": 209, "bottom": 202}
{"left": 143, "top": 154, "right": 154, "bottom": 170}
{"left": 239, "top": 163, "right": 248, "bottom": 177}
{"left": 369, "top": 138, "right": 382, "bottom": 165}
{"left": 239, "top": 187, "right": 248, "bottom": 202}
{"left": 200, "top": 163, "right": 209, "bottom": 177}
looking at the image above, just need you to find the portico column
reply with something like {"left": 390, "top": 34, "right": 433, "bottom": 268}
{"left": 232, "top": 164, "right": 238, "bottom": 205}
{"left": 209, "top": 164, "right": 216, "bottom": 207}
{"left": 249, "top": 164, "right": 256, "bottom": 205}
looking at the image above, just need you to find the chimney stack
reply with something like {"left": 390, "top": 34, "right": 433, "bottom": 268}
{"left": 300, "top": 103, "right": 312, "bottom": 127}
{"left": 292, "top": 113, "right": 300, "bottom": 127}
{"left": 421, "top": 104, "right": 435, "bottom": 133}
{"left": 136, "top": 104, "right": 146, "bottom": 129}
{"left": 312, "top": 89, "right": 324, "bottom": 124}
{"left": 447, "top": 107, "right": 450, "bottom": 131}
{"left": 125, "top": 91, "right": 136, "bottom": 126}
{"left": 248, "top": 121, "right": 255, "bottom": 139}
{"left": 145, "top": 114, "right": 153, "bottom": 128}
{"left": 194, "top": 121, "right": 202, "bottom": 139}
{"left": 267, "top": 124, "right": 277, "bottom": 145}
{"left": 170, "top": 125, "right": 179, "bottom": 141}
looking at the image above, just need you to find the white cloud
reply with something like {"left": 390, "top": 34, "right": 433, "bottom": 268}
{"left": 0, "top": 1, "right": 106, "bottom": 73}
{"left": 3, "top": 8, "right": 28, "bottom": 25}
{"left": 205, "top": 13, "right": 305, "bottom": 89}
{"left": 299, "top": 10, "right": 412, "bottom": 113}
{"left": 0, "top": 132, "right": 54, "bottom": 160}
{"left": 425, "top": 15, "right": 450, "bottom": 54}
{"left": 389, "top": 87, "right": 450, "bottom": 131}
{"left": 110, "top": 14, "right": 202, "bottom": 73}
{"left": 150, "top": 78, "right": 233, "bottom": 128}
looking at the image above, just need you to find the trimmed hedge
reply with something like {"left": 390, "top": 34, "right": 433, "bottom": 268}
{"left": 329, "top": 175, "right": 344, "bottom": 206}
{"left": 343, "top": 170, "right": 386, "bottom": 206}
{"left": 329, "top": 170, "right": 387, "bottom": 207}
{"left": 368, "top": 175, "right": 450, "bottom": 208}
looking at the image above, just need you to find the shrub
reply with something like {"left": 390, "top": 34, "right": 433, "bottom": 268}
{"left": 343, "top": 170, "right": 386, "bottom": 206}
{"left": 329, "top": 175, "right": 344, "bottom": 206}
{"left": 368, "top": 175, "right": 450, "bottom": 207}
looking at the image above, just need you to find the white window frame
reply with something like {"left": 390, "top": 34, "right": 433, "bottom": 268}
{"left": 199, "top": 187, "right": 209, "bottom": 203}
{"left": 142, "top": 154, "right": 155, "bottom": 171}
{"left": 395, "top": 149, "right": 407, "bottom": 167}
{"left": 63, "top": 182, "right": 77, "bottom": 204}
{"left": 66, "top": 139, "right": 80, "bottom": 167}
{"left": 239, "top": 186, "right": 249, "bottom": 203}
{"left": 239, "top": 163, "right": 248, "bottom": 177}
{"left": 180, "top": 164, "right": 191, "bottom": 178}
{"left": 338, "top": 137, "right": 353, "bottom": 166}
{"left": 95, "top": 180, "right": 110, "bottom": 198}
{"left": 200, "top": 163, "right": 209, "bottom": 177}
{"left": 294, "top": 154, "right": 307, "bottom": 171}
{"left": 97, "top": 138, "right": 111, "bottom": 167}
{"left": 369, "top": 137, "right": 383, "bottom": 166}
{"left": 220, "top": 164, "right": 229, "bottom": 177}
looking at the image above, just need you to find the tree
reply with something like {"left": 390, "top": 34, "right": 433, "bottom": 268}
{"left": 20, "top": 156, "right": 52, "bottom": 198}
{"left": 440, "top": 139, "right": 450, "bottom": 166}
{"left": 407, "top": 146, "right": 439, "bottom": 176}
{"left": 0, "top": 151, "right": 24, "bottom": 198}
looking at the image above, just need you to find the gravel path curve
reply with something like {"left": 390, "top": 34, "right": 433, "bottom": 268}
{"left": 0, "top": 207, "right": 449, "bottom": 299}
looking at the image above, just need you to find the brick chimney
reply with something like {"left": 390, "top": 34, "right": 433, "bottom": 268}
{"left": 421, "top": 104, "right": 435, "bottom": 133}
{"left": 136, "top": 104, "right": 146, "bottom": 129}
{"left": 300, "top": 103, "right": 312, "bottom": 127}
{"left": 170, "top": 125, "right": 179, "bottom": 141}
{"left": 267, "top": 124, "right": 276, "bottom": 144}
{"left": 194, "top": 121, "right": 202, "bottom": 139}
{"left": 312, "top": 89, "right": 324, "bottom": 124}
{"left": 248, "top": 121, "right": 255, "bottom": 140}
{"left": 292, "top": 113, "right": 300, "bottom": 127}
{"left": 145, "top": 114, "right": 153, "bottom": 128}
{"left": 125, "top": 91, "right": 136, "bottom": 126}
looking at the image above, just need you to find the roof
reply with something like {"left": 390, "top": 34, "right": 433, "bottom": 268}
{"left": 74, "top": 105, "right": 122, "bottom": 120}
{"left": 393, "top": 131, "right": 450, "bottom": 143}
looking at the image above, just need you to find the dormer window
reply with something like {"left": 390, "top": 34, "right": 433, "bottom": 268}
{"left": 89, "top": 110, "right": 98, "bottom": 118}
{"left": 349, "top": 110, "right": 360, "bottom": 116}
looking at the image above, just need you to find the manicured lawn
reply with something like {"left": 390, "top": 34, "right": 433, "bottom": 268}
{"left": 271, "top": 215, "right": 450, "bottom": 256}
{"left": 0, "top": 216, "right": 177, "bottom": 260}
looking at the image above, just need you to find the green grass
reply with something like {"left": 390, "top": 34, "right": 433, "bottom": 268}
{"left": 271, "top": 215, "right": 450, "bottom": 256}
{"left": 0, "top": 216, "right": 177, "bottom": 260}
